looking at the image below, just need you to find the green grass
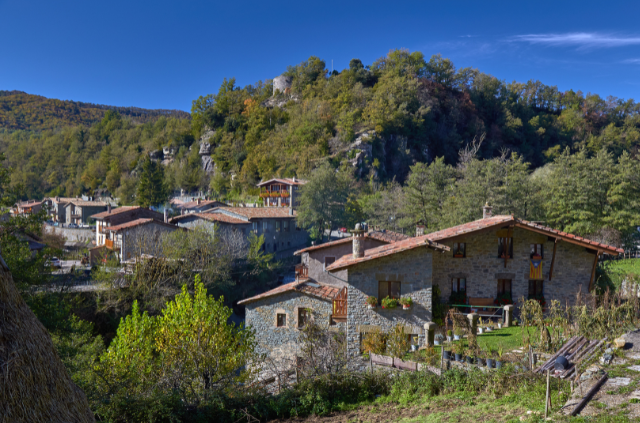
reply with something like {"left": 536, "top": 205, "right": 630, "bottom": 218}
{"left": 476, "top": 326, "right": 536, "bottom": 352}
{"left": 602, "top": 258, "right": 640, "bottom": 289}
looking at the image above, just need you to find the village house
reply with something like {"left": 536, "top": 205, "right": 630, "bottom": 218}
{"left": 91, "top": 206, "right": 165, "bottom": 247}
{"left": 173, "top": 207, "right": 309, "bottom": 259}
{"left": 43, "top": 197, "right": 76, "bottom": 223}
{"left": 241, "top": 204, "right": 623, "bottom": 359}
{"left": 257, "top": 178, "right": 306, "bottom": 210}
{"left": 11, "top": 199, "right": 45, "bottom": 216}
{"left": 63, "top": 200, "right": 108, "bottom": 226}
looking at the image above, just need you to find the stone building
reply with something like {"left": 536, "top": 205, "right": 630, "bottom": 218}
{"left": 44, "top": 197, "right": 76, "bottom": 223}
{"left": 240, "top": 205, "right": 623, "bottom": 359}
{"left": 91, "top": 206, "right": 165, "bottom": 247}
{"left": 63, "top": 200, "right": 108, "bottom": 225}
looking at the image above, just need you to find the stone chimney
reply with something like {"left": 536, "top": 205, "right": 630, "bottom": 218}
{"left": 164, "top": 208, "right": 168, "bottom": 223}
{"left": 352, "top": 223, "right": 366, "bottom": 259}
{"left": 416, "top": 222, "right": 425, "bottom": 236}
{"left": 107, "top": 204, "right": 111, "bottom": 214}
{"left": 483, "top": 202, "right": 492, "bottom": 219}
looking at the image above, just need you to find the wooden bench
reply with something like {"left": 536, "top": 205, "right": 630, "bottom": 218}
{"left": 468, "top": 297, "right": 495, "bottom": 314}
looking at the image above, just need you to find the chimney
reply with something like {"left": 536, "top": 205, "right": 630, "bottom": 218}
{"left": 416, "top": 222, "right": 425, "bottom": 236}
{"left": 107, "top": 204, "right": 112, "bottom": 214}
{"left": 164, "top": 208, "right": 168, "bottom": 223}
{"left": 483, "top": 202, "right": 492, "bottom": 219}
{"left": 352, "top": 223, "right": 366, "bottom": 259}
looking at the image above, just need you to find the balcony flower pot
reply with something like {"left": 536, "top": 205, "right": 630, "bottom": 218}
{"left": 402, "top": 304, "right": 411, "bottom": 310}
{"left": 381, "top": 296, "right": 398, "bottom": 309}
{"left": 399, "top": 297, "right": 413, "bottom": 310}
{"left": 367, "top": 304, "right": 376, "bottom": 310}
{"left": 486, "top": 358, "right": 494, "bottom": 368}
{"left": 366, "top": 296, "right": 377, "bottom": 309}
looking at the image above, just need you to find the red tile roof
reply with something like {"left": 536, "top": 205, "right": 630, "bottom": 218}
{"left": 257, "top": 178, "right": 307, "bottom": 187}
{"left": 177, "top": 200, "right": 228, "bottom": 210}
{"left": 293, "top": 230, "right": 409, "bottom": 256}
{"left": 170, "top": 212, "right": 248, "bottom": 225}
{"left": 238, "top": 281, "right": 340, "bottom": 305}
{"left": 326, "top": 237, "right": 449, "bottom": 271}
{"left": 208, "top": 207, "right": 297, "bottom": 220}
{"left": 327, "top": 214, "right": 623, "bottom": 271}
{"left": 91, "top": 206, "right": 140, "bottom": 220}
{"left": 107, "top": 218, "right": 180, "bottom": 232}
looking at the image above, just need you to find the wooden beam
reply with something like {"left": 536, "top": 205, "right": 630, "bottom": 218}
{"left": 588, "top": 251, "right": 600, "bottom": 293}
{"left": 504, "top": 227, "right": 513, "bottom": 268}
{"left": 549, "top": 239, "right": 559, "bottom": 281}
{"left": 514, "top": 223, "right": 619, "bottom": 256}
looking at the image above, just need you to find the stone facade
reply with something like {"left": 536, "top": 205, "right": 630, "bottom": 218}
{"left": 344, "top": 248, "right": 434, "bottom": 357}
{"left": 432, "top": 226, "right": 596, "bottom": 307}
{"left": 245, "top": 291, "right": 334, "bottom": 358}
{"left": 301, "top": 238, "right": 387, "bottom": 287}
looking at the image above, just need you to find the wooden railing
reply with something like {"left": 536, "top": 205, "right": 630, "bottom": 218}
{"left": 105, "top": 239, "right": 114, "bottom": 249}
{"left": 295, "top": 264, "right": 308, "bottom": 280}
{"left": 333, "top": 287, "right": 347, "bottom": 318}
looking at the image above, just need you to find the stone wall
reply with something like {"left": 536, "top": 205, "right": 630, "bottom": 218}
{"left": 44, "top": 225, "right": 94, "bottom": 243}
{"left": 306, "top": 238, "right": 386, "bottom": 287}
{"left": 245, "top": 291, "right": 334, "bottom": 359}
{"left": 432, "top": 226, "right": 596, "bottom": 307}
{"left": 344, "top": 248, "right": 434, "bottom": 357}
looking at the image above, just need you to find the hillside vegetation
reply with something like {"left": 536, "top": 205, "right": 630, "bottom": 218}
{"left": 1, "top": 49, "right": 640, "bottom": 204}
{"left": 0, "top": 90, "right": 189, "bottom": 131}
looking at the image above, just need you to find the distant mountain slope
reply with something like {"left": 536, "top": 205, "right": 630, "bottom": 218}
{"left": 0, "top": 90, "right": 190, "bottom": 131}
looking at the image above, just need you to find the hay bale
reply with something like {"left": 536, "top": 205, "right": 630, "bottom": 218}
{"left": 0, "top": 254, "right": 95, "bottom": 422}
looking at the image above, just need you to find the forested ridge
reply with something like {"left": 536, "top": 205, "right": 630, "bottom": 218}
{"left": 1, "top": 50, "right": 639, "bottom": 205}
{"left": 0, "top": 90, "right": 190, "bottom": 131}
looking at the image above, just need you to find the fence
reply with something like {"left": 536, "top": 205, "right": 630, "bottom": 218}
{"left": 370, "top": 353, "right": 441, "bottom": 376}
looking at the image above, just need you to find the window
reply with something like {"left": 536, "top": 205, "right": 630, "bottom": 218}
{"left": 283, "top": 220, "right": 289, "bottom": 232}
{"left": 276, "top": 313, "right": 286, "bottom": 327}
{"left": 498, "top": 237, "right": 513, "bottom": 259}
{"left": 263, "top": 221, "right": 268, "bottom": 233}
{"left": 275, "top": 220, "right": 281, "bottom": 232}
{"left": 453, "top": 242, "right": 466, "bottom": 258}
{"left": 497, "top": 279, "right": 512, "bottom": 296}
{"left": 273, "top": 243, "right": 277, "bottom": 252}
{"left": 529, "top": 280, "right": 543, "bottom": 298}
{"left": 451, "top": 278, "right": 466, "bottom": 293}
{"left": 530, "top": 244, "right": 544, "bottom": 259}
{"left": 298, "top": 308, "right": 309, "bottom": 328}
{"left": 378, "top": 281, "right": 401, "bottom": 300}
{"left": 324, "top": 256, "right": 336, "bottom": 270}
{"left": 252, "top": 222, "right": 258, "bottom": 233}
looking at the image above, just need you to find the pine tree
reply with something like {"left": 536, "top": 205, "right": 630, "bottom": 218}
{"left": 136, "top": 156, "right": 167, "bottom": 208}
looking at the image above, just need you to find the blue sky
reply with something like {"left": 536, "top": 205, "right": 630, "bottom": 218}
{"left": 1, "top": 0, "right": 639, "bottom": 112}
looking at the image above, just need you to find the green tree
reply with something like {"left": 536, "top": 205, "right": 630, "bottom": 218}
{"left": 297, "top": 163, "right": 352, "bottom": 241}
{"left": 136, "top": 156, "right": 168, "bottom": 208}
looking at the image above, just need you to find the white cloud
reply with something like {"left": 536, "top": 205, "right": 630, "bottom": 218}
{"left": 622, "top": 58, "right": 640, "bottom": 64}
{"left": 511, "top": 32, "right": 640, "bottom": 49}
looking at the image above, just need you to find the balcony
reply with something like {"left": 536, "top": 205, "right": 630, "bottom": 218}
{"left": 332, "top": 287, "right": 347, "bottom": 322}
{"left": 105, "top": 239, "right": 114, "bottom": 250}
{"left": 295, "top": 264, "right": 309, "bottom": 280}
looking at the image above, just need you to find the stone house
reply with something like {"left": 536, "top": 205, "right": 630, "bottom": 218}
{"left": 257, "top": 178, "right": 306, "bottom": 211}
{"left": 102, "top": 218, "right": 183, "bottom": 262}
{"left": 192, "top": 207, "right": 309, "bottom": 259}
{"left": 91, "top": 206, "right": 165, "bottom": 247}
{"left": 63, "top": 200, "right": 108, "bottom": 226}
{"left": 11, "top": 199, "right": 45, "bottom": 216}
{"left": 44, "top": 197, "right": 76, "bottom": 223}
{"left": 240, "top": 205, "right": 622, "bottom": 359}
{"left": 293, "top": 229, "right": 410, "bottom": 287}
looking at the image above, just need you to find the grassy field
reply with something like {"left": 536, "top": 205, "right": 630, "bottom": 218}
{"left": 602, "top": 258, "right": 640, "bottom": 288}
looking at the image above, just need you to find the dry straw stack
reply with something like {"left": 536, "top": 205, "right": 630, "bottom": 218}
{"left": 0, "top": 253, "right": 95, "bottom": 423}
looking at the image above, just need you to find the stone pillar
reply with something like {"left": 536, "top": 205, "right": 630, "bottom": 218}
{"left": 504, "top": 305, "right": 514, "bottom": 327}
{"left": 467, "top": 313, "right": 478, "bottom": 336}
{"left": 424, "top": 322, "right": 436, "bottom": 347}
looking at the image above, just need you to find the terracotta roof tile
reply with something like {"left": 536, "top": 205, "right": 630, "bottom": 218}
{"left": 238, "top": 281, "right": 340, "bottom": 305}
{"left": 91, "top": 206, "right": 141, "bottom": 219}
{"left": 170, "top": 212, "right": 248, "bottom": 225}
{"left": 293, "top": 229, "right": 409, "bottom": 255}
{"left": 208, "top": 207, "right": 297, "bottom": 220}
{"left": 107, "top": 218, "right": 181, "bottom": 232}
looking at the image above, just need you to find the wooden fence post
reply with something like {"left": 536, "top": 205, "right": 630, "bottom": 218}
{"left": 545, "top": 369, "right": 550, "bottom": 419}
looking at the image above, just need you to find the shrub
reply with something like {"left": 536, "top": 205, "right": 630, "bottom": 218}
{"left": 362, "top": 332, "right": 386, "bottom": 355}
{"left": 387, "top": 323, "right": 409, "bottom": 358}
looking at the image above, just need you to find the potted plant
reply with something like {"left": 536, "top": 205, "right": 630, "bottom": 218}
{"left": 454, "top": 328, "right": 462, "bottom": 341}
{"left": 434, "top": 334, "right": 443, "bottom": 346}
{"left": 270, "top": 191, "right": 279, "bottom": 198}
{"left": 454, "top": 343, "right": 464, "bottom": 362}
{"left": 400, "top": 297, "right": 413, "bottom": 310}
{"left": 381, "top": 296, "right": 398, "bottom": 309}
{"left": 497, "top": 318, "right": 503, "bottom": 329}
{"left": 495, "top": 344, "right": 504, "bottom": 369}
{"left": 446, "top": 329, "right": 453, "bottom": 342}
{"left": 411, "top": 336, "right": 419, "bottom": 351}
{"left": 280, "top": 191, "right": 290, "bottom": 198}
{"left": 366, "top": 296, "right": 378, "bottom": 309}
{"left": 443, "top": 344, "right": 452, "bottom": 360}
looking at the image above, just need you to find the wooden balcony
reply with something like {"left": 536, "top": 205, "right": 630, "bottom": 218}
{"left": 105, "top": 239, "right": 114, "bottom": 250}
{"left": 295, "top": 264, "right": 308, "bottom": 280}
{"left": 332, "top": 287, "right": 348, "bottom": 322}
